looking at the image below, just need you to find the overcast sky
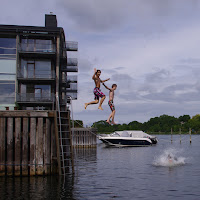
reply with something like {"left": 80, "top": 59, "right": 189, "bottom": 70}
{"left": 1, "top": 0, "right": 200, "bottom": 125}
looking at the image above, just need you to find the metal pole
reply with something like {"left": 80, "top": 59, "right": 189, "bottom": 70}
{"left": 189, "top": 128, "right": 192, "bottom": 144}
{"left": 171, "top": 127, "right": 173, "bottom": 143}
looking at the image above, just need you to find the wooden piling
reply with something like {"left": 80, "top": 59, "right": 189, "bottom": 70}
{"left": 0, "top": 118, "right": 5, "bottom": 176}
{"left": 71, "top": 128, "right": 97, "bottom": 147}
{"left": 15, "top": 117, "right": 21, "bottom": 176}
{"left": 22, "top": 118, "right": 28, "bottom": 176}
{"left": 171, "top": 128, "right": 173, "bottom": 143}
{"left": 0, "top": 111, "right": 57, "bottom": 176}
{"left": 30, "top": 118, "right": 36, "bottom": 176}
{"left": 0, "top": 111, "right": 97, "bottom": 176}
{"left": 179, "top": 128, "right": 181, "bottom": 144}
{"left": 7, "top": 117, "right": 14, "bottom": 176}
{"left": 189, "top": 128, "right": 192, "bottom": 144}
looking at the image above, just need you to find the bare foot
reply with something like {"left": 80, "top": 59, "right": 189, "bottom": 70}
{"left": 111, "top": 121, "right": 117, "bottom": 125}
{"left": 106, "top": 120, "right": 111, "bottom": 125}
{"left": 84, "top": 103, "right": 88, "bottom": 109}
{"left": 98, "top": 106, "right": 103, "bottom": 110}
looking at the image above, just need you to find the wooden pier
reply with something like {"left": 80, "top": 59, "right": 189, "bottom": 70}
{"left": 71, "top": 128, "right": 97, "bottom": 147}
{"left": 0, "top": 111, "right": 97, "bottom": 176}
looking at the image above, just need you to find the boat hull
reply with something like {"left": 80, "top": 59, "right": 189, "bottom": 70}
{"left": 99, "top": 138, "right": 152, "bottom": 147}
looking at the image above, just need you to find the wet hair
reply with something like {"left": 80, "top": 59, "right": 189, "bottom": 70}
{"left": 96, "top": 69, "right": 101, "bottom": 74}
{"left": 112, "top": 84, "right": 117, "bottom": 88}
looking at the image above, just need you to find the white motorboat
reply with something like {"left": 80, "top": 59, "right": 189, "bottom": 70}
{"left": 98, "top": 130, "right": 158, "bottom": 147}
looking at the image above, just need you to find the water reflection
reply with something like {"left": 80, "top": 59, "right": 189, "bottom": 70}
{"left": 0, "top": 147, "right": 97, "bottom": 200}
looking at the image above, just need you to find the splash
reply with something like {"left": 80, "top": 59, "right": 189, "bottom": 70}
{"left": 153, "top": 148, "right": 186, "bottom": 167}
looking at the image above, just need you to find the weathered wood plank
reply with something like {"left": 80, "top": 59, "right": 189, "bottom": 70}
{"left": 0, "top": 111, "right": 51, "bottom": 118}
{"left": 36, "top": 118, "right": 44, "bottom": 175}
{"left": 15, "top": 118, "right": 21, "bottom": 176}
{"left": 22, "top": 118, "right": 29, "bottom": 176}
{"left": 51, "top": 117, "right": 57, "bottom": 174}
{"left": 7, "top": 118, "right": 14, "bottom": 176}
{"left": 0, "top": 118, "right": 6, "bottom": 176}
{"left": 30, "top": 118, "right": 36, "bottom": 176}
{"left": 44, "top": 118, "right": 51, "bottom": 175}
{"left": 54, "top": 112, "right": 61, "bottom": 175}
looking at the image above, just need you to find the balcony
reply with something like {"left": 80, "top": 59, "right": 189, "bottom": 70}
{"left": 17, "top": 93, "right": 55, "bottom": 103}
{"left": 67, "top": 58, "right": 78, "bottom": 66}
{"left": 67, "top": 75, "right": 77, "bottom": 83}
{"left": 64, "top": 41, "right": 78, "bottom": 51}
{"left": 61, "top": 66, "right": 78, "bottom": 72}
{"left": 62, "top": 82, "right": 77, "bottom": 93}
{"left": 17, "top": 70, "right": 55, "bottom": 81}
{"left": 18, "top": 43, "right": 56, "bottom": 58}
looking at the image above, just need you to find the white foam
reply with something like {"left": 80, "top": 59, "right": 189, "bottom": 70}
{"left": 153, "top": 148, "right": 186, "bottom": 167}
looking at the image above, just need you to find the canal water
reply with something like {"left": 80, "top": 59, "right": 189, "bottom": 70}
{"left": 1, "top": 135, "right": 200, "bottom": 200}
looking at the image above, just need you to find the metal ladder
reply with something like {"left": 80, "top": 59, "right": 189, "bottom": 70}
{"left": 56, "top": 95, "right": 74, "bottom": 176}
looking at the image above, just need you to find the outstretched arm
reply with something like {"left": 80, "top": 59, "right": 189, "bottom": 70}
{"left": 92, "top": 68, "right": 97, "bottom": 80}
{"left": 101, "top": 78, "right": 110, "bottom": 83}
{"left": 102, "top": 83, "right": 112, "bottom": 91}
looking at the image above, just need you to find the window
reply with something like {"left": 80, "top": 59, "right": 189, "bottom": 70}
{"left": 0, "top": 38, "right": 16, "bottom": 107}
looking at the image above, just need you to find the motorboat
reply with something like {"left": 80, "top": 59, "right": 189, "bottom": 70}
{"left": 98, "top": 130, "right": 158, "bottom": 147}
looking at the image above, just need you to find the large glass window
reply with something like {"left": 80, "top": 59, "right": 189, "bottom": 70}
{"left": 19, "top": 84, "right": 52, "bottom": 102}
{"left": 19, "top": 59, "right": 52, "bottom": 78}
{"left": 0, "top": 38, "right": 16, "bottom": 109}
{"left": 21, "top": 39, "right": 54, "bottom": 52}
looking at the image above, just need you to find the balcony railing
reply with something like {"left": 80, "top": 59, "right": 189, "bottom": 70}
{"left": 18, "top": 43, "right": 56, "bottom": 53}
{"left": 67, "top": 58, "right": 78, "bottom": 66}
{"left": 62, "top": 66, "right": 78, "bottom": 72}
{"left": 65, "top": 41, "right": 78, "bottom": 51}
{"left": 67, "top": 75, "right": 78, "bottom": 83}
{"left": 17, "top": 70, "right": 56, "bottom": 79}
{"left": 17, "top": 93, "right": 55, "bottom": 102}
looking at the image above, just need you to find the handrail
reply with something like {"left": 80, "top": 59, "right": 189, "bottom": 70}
{"left": 56, "top": 95, "right": 65, "bottom": 175}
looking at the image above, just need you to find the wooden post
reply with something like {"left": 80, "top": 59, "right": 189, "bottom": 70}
{"left": 22, "top": 118, "right": 29, "bottom": 176}
{"left": 54, "top": 112, "right": 61, "bottom": 175}
{"left": 189, "top": 128, "right": 192, "bottom": 144}
{"left": 30, "top": 118, "right": 36, "bottom": 176}
{"left": 0, "top": 118, "right": 6, "bottom": 176}
{"left": 7, "top": 117, "right": 14, "bottom": 176}
{"left": 36, "top": 118, "right": 44, "bottom": 175}
{"left": 44, "top": 118, "right": 51, "bottom": 175}
{"left": 171, "top": 128, "right": 173, "bottom": 143}
{"left": 15, "top": 118, "right": 21, "bottom": 176}
{"left": 179, "top": 128, "right": 181, "bottom": 144}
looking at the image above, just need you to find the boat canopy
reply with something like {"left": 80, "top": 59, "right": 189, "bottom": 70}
{"left": 111, "top": 130, "right": 153, "bottom": 138}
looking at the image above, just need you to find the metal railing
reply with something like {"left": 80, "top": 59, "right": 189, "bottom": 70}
{"left": 17, "top": 70, "right": 56, "bottom": 79}
{"left": 65, "top": 41, "right": 78, "bottom": 51}
{"left": 67, "top": 75, "right": 78, "bottom": 83}
{"left": 18, "top": 43, "right": 56, "bottom": 53}
{"left": 17, "top": 93, "right": 55, "bottom": 102}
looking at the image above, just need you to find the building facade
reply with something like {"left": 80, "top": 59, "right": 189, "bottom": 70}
{"left": 0, "top": 14, "right": 78, "bottom": 110}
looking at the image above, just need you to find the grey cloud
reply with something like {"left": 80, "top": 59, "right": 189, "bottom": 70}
{"left": 78, "top": 58, "right": 93, "bottom": 73}
{"left": 145, "top": 69, "right": 170, "bottom": 83}
{"left": 143, "top": 83, "right": 199, "bottom": 102}
{"left": 59, "top": 0, "right": 200, "bottom": 32}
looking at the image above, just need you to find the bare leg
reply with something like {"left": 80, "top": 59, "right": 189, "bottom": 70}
{"left": 111, "top": 110, "right": 116, "bottom": 124}
{"left": 98, "top": 96, "right": 106, "bottom": 110}
{"left": 106, "top": 112, "right": 113, "bottom": 124}
{"left": 85, "top": 100, "right": 99, "bottom": 109}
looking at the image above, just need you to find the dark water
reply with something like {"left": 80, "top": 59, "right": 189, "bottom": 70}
{"left": 1, "top": 135, "right": 200, "bottom": 200}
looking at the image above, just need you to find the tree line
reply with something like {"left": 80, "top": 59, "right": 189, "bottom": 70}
{"left": 88, "top": 114, "right": 200, "bottom": 134}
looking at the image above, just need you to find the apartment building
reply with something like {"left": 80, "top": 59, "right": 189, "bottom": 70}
{"left": 0, "top": 14, "right": 78, "bottom": 110}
